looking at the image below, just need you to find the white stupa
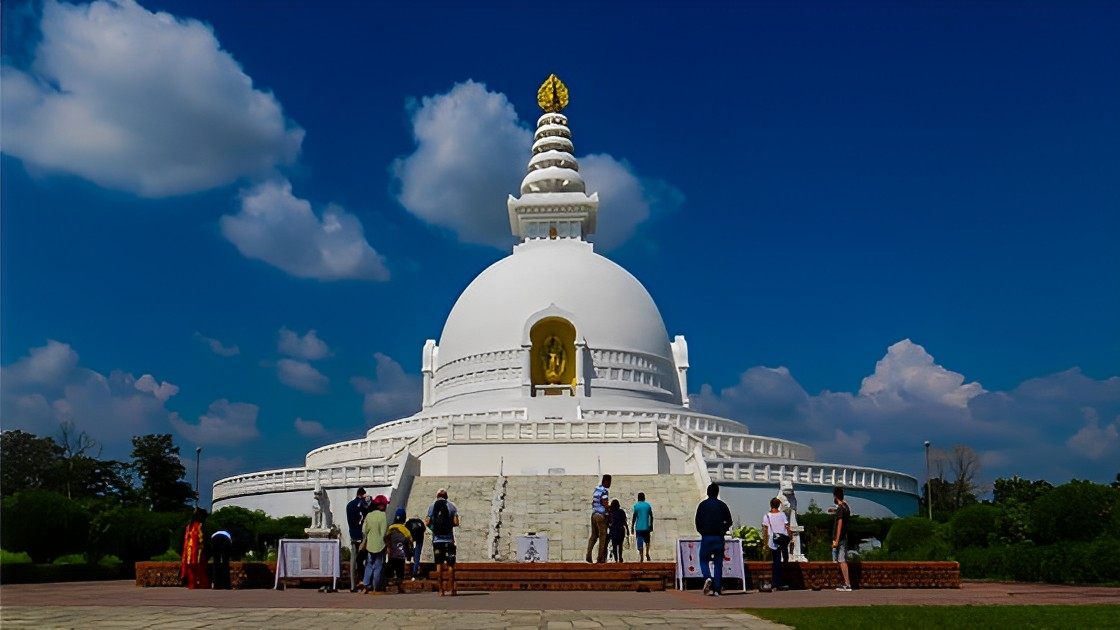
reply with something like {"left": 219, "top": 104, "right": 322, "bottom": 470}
{"left": 213, "top": 75, "right": 918, "bottom": 561}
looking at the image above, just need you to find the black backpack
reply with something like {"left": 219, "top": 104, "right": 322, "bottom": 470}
{"left": 431, "top": 499, "right": 453, "bottom": 536}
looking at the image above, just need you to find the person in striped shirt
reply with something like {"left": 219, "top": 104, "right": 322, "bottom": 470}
{"left": 585, "top": 474, "right": 612, "bottom": 563}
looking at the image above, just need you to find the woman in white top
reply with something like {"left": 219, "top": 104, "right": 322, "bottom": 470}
{"left": 762, "top": 497, "right": 792, "bottom": 590}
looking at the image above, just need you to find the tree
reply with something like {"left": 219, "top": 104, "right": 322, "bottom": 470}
{"left": 57, "top": 422, "right": 103, "bottom": 500}
{"left": 0, "top": 430, "right": 64, "bottom": 496}
{"left": 931, "top": 444, "right": 981, "bottom": 511}
{"left": 130, "top": 434, "right": 193, "bottom": 511}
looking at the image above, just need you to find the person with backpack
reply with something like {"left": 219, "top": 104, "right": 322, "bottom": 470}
{"left": 404, "top": 513, "right": 427, "bottom": 580}
{"left": 384, "top": 509, "right": 414, "bottom": 594}
{"left": 425, "top": 488, "right": 459, "bottom": 596}
{"left": 762, "top": 497, "right": 792, "bottom": 591}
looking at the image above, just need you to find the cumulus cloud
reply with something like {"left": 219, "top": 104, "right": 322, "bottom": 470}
{"left": 221, "top": 179, "right": 389, "bottom": 281}
{"left": 194, "top": 332, "right": 239, "bottom": 357}
{"left": 170, "top": 399, "right": 259, "bottom": 445}
{"left": 278, "top": 328, "right": 331, "bottom": 361}
{"left": 392, "top": 81, "right": 680, "bottom": 250}
{"left": 350, "top": 353, "right": 421, "bottom": 424}
{"left": 293, "top": 417, "right": 328, "bottom": 438}
{"left": 276, "top": 358, "right": 329, "bottom": 394}
{"left": 692, "top": 340, "right": 1120, "bottom": 484}
{"left": 134, "top": 374, "right": 180, "bottom": 402}
{"left": 0, "top": 340, "right": 177, "bottom": 451}
{"left": 0, "top": 0, "right": 302, "bottom": 197}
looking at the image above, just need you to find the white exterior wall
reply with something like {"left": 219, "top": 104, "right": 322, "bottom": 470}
{"left": 424, "top": 441, "right": 664, "bottom": 476}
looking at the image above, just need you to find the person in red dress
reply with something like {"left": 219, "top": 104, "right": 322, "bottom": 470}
{"left": 180, "top": 509, "right": 210, "bottom": 589}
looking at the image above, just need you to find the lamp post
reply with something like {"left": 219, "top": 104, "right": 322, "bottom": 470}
{"left": 194, "top": 443, "right": 203, "bottom": 506}
{"left": 924, "top": 441, "right": 932, "bottom": 520}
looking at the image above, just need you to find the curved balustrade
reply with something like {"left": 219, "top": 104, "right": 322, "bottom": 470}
{"left": 447, "top": 419, "right": 658, "bottom": 443}
{"left": 363, "top": 409, "right": 527, "bottom": 440}
{"left": 707, "top": 459, "right": 919, "bottom": 495}
{"left": 212, "top": 463, "right": 399, "bottom": 501}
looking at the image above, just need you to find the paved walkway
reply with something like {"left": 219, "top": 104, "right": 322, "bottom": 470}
{"left": 2, "top": 580, "right": 1118, "bottom": 628}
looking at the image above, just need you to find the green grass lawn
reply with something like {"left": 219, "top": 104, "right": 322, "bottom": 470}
{"left": 746, "top": 605, "right": 1120, "bottom": 630}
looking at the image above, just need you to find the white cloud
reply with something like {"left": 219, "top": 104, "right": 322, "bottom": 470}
{"left": 0, "top": 340, "right": 176, "bottom": 452}
{"left": 1066, "top": 408, "right": 1120, "bottom": 461}
{"left": 134, "top": 374, "right": 179, "bottom": 402}
{"left": 350, "top": 353, "right": 421, "bottom": 424}
{"left": 194, "top": 332, "right": 239, "bottom": 357}
{"left": 276, "top": 358, "right": 329, "bottom": 394}
{"left": 0, "top": 0, "right": 302, "bottom": 197}
{"left": 278, "top": 328, "right": 331, "bottom": 361}
{"left": 859, "top": 339, "right": 985, "bottom": 407}
{"left": 221, "top": 179, "right": 389, "bottom": 281}
{"left": 293, "top": 417, "right": 328, "bottom": 438}
{"left": 392, "top": 81, "right": 680, "bottom": 250}
{"left": 170, "top": 399, "right": 259, "bottom": 445}
{"left": 692, "top": 340, "right": 1120, "bottom": 484}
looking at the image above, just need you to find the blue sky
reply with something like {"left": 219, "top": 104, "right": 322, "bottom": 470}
{"left": 2, "top": 0, "right": 1117, "bottom": 503}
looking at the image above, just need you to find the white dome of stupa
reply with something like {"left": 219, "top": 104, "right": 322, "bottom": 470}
{"left": 437, "top": 239, "right": 673, "bottom": 366}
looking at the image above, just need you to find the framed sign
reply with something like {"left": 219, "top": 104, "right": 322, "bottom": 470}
{"left": 274, "top": 538, "right": 340, "bottom": 590}
{"left": 675, "top": 537, "right": 748, "bottom": 592}
{"left": 516, "top": 535, "right": 550, "bottom": 562}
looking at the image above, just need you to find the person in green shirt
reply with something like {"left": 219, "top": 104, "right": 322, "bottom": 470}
{"left": 632, "top": 492, "right": 654, "bottom": 562}
{"left": 359, "top": 494, "right": 389, "bottom": 593}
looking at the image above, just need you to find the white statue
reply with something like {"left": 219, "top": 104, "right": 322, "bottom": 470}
{"left": 776, "top": 480, "right": 808, "bottom": 562}
{"left": 311, "top": 483, "right": 333, "bottom": 530}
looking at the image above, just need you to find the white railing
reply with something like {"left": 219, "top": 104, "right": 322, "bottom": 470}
{"left": 707, "top": 459, "right": 920, "bottom": 495}
{"left": 212, "top": 463, "right": 399, "bottom": 501}
{"left": 363, "top": 408, "right": 527, "bottom": 440}
{"left": 582, "top": 408, "right": 815, "bottom": 461}
{"left": 447, "top": 419, "right": 658, "bottom": 443}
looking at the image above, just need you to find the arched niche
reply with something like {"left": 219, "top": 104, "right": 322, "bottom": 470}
{"left": 529, "top": 317, "right": 577, "bottom": 395}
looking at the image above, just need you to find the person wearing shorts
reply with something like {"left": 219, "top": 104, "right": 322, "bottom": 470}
{"left": 831, "top": 486, "right": 852, "bottom": 591}
{"left": 426, "top": 489, "right": 459, "bottom": 596}
{"left": 631, "top": 492, "right": 654, "bottom": 562}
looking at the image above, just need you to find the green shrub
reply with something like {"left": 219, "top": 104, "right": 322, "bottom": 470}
{"left": 0, "top": 490, "right": 91, "bottom": 562}
{"left": 98, "top": 554, "right": 122, "bottom": 568}
{"left": 957, "top": 540, "right": 1120, "bottom": 584}
{"left": 89, "top": 507, "right": 190, "bottom": 568}
{"left": 884, "top": 517, "right": 939, "bottom": 555}
{"left": 949, "top": 504, "right": 1000, "bottom": 549}
{"left": 0, "top": 549, "right": 33, "bottom": 564}
{"left": 52, "top": 554, "right": 88, "bottom": 565}
{"left": 150, "top": 547, "right": 181, "bottom": 562}
{"left": 1030, "top": 481, "right": 1120, "bottom": 544}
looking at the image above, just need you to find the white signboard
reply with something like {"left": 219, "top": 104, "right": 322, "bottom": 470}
{"left": 675, "top": 538, "right": 748, "bottom": 592}
{"left": 516, "top": 535, "right": 550, "bottom": 562}
{"left": 274, "top": 538, "right": 340, "bottom": 590}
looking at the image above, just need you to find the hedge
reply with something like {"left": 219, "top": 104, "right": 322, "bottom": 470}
{"left": 955, "top": 539, "right": 1120, "bottom": 584}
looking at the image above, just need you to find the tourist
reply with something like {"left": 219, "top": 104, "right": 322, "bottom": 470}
{"left": 586, "top": 474, "right": 611, "bottom": 563}
{"left": 608, "top": 499, "right": 629, "bottom": 562}
{"left": 426, "top": 488, "right": 459, "bottom": 596}
{"left": 762, "top": 497, "right": 791, "bottom": 591}
{"left": 210, "top": 529, "right": 232, "bottom": 590}
{"left": 180, "top": 508, "right": 209, "bottom": 590}
{"left": 694, "top": 482, "right": 733, "bottom": 596}
{"left": 831, "top": 486, "right": 852, "bottom": 591}
{"left": 632, "top": 492, "right": 654, "bottom": 562}
{"left": 384, "top": 508, "right": 414, "bottom": 594}
{"left": 404, "top": 512, "right": 426, "bottom": 580}
{"left": 345, "top": 487, "right": 369, "bottom": 592}
{"left": 361, "top": 494, "right": 389, "bottom": 594}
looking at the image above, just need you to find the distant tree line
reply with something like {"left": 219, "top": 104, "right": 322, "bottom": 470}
{"left": 1, "top": 426, "right": 307, "bottom": 571}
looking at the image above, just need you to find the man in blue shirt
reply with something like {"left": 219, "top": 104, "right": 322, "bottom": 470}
{"left": 345, "top": 487, "right": 369, "bottom": 592}
{"left": 694, "top": 482, "right": 733, "bottom": 596}
{"left": 585, "top": 474, "right": 611, "bottom": 563}
{"left": 631, "top": 492, "right": 654, "bottom": 562}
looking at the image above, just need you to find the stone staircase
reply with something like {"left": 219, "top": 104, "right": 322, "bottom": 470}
{"left": 397, "top": 473, "right": 703, "bottom": 564}
{"left": 401, "top": 475, "right": 501, "bottom": 563}
{"left": 498, "top": 474, "right": 701, "bottom": 562}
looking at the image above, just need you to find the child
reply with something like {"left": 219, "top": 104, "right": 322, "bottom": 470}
{"left": 384, "top": 508, "right": 414, "bottom": 593}
{"left": 608, "top": 499, "right": 629, "bottom": 562}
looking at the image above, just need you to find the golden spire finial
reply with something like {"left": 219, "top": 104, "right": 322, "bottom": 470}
{"left": 537, "top": 73, "right": 569, "bottom": 113}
